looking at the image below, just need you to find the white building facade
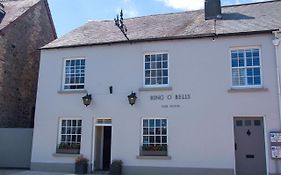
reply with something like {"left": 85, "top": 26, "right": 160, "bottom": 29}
{"left": 31, "top": 1, "right": 281, "bottom": 175}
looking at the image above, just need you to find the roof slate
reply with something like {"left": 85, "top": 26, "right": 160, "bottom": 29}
{"left": 0, "top": 0, "right": 40, "bottom": 30}
{"left": 43, "top": 0, "right": 281, "bottom": 49}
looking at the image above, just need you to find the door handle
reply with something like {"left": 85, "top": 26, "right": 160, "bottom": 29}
{"left": 246, "top": 154, "right": 255, "bottom": 158}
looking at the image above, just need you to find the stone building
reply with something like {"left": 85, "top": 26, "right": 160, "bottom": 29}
{"left": 0, "top": 0, "right": 56, "bottom": 168}
{"left": 0, "top": 0, "right": 56, "bottom": 128}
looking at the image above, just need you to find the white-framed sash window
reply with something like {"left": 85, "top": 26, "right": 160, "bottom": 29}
{"left": 231, "top": 48, "right": 262, "bottom": 87}
{"left": 144, "top": 53, "right": 169, "bottom": 87}
{"left": 63, "top": 58, "right": 85, "bottom": 90}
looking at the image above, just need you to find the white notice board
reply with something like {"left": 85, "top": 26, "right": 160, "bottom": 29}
{"left": 270, "top": 132, "right": 281, "bottom": 143}
{"left": 272, "top": 146, "right": 281, "bottom": 158}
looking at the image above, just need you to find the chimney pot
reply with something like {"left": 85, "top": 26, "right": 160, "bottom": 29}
{"left": 205, "top": 0, "right": 222, "bottom": 20}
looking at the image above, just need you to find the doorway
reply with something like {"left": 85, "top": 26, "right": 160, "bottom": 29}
{"left": 233, "top": 117, "right": 267, "bottom": 175}
{"left": 94, "top": 119, "right": 112, "bottom": 171}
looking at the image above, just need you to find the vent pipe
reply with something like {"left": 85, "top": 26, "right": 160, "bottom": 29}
{"left": 205, "top": 0, "right": 222, "bottom": 20}
{"left": 0, "top": 3, "right": 5, "bottom": 23}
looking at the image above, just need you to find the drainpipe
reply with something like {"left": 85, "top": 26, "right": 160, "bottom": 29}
{"left": 273, "top": 30, "right": 281, "bottom": 127}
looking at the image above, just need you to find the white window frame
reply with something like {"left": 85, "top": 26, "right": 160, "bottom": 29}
{"left": 230, "top": 46, "right": 263, "bottom": 88}
{"left": 141, "top": 118, "right": 168, "bottom": 154}
{"left": 143, "top": 52, "right": 169, "bottom": 88}
{"left": 62, "top": 58, "right": 86, "bottom": 91}
{"left": 58, "top": 118, "right": 82, "bottom": 148}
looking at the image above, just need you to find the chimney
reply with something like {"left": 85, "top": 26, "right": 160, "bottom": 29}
{"left": 0, "top": 3, "right": 5, "bottom": 23}
{"left": 205, "top": 0, "right": 222, "bottom": 20}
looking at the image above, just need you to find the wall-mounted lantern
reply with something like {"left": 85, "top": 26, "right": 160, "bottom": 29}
{"left": 127, "top": 91, "right": 137, "bottom": 106}
{"left": 82, "top": 93, "right": 92, "bottom": 107}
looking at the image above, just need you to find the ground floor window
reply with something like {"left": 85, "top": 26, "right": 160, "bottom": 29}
{"left": 56, "top": 119, "right": 82, "bottom": 154}
{"left": 141, "top": 118, "right": 168, "bottom": 156}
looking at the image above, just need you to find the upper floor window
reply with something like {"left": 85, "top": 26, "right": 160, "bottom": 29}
{"left": 144, "top": 53, "right": 168, "bottom": 87}
{"left": 63, "top": 58, "right": 85, "bottom": 90}
{"left": 231, "top": 48, "right": 262, "bottom": 87}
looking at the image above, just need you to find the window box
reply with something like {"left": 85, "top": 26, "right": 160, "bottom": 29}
{"left": 56, "top": 148, "right": 80, "bottom": 154}
{"left": 140, "top": 150, "right": 167, "bottom": 156}
{"left": 56, "top": 143, "right": 80, "bottom": 154}
{"left": 140, "top": 145, "right": 168, "bottom": 156}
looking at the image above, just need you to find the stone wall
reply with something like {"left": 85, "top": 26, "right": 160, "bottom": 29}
{"left": 0, "top": 0, "right": 56, "bottom": 128}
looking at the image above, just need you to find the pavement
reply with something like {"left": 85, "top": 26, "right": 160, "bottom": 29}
{"left": 0, "top": 169, "right": 108, "bottom": 175}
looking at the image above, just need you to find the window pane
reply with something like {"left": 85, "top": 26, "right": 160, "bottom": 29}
{"left": 163, "top": 54, "right": 168, "bottom": 61}
{"left": 232, "top": 59, "right": 238, "bottom": 67}
{"left": 156, "top": 54, "right": 161, "bottom": 61}
{"left": 246, "top": 58, "right": 252, "bottom": 66}
{"left": 254, "top": 76, "right": 261, "bottom": 85}
{"left": 151, "top": 55, "right": 156, "bottom": 61}
{"left": 149, "top": 120, "right": 155, "bottom": 127}
{"left": 145, "top": 55, "right": 150, "bottom": 62}
{"left": 156, "top": 119, "right": 161, "bottom": 127}
{"left": 143, "top": 128, "right": 148, "bottom": 135}
{"left": 156, "top": 128, "right": 161, "bottom": 135}
{"left": 253, "top": 68, "right": 260, "bottom": 76}
{"left": 143, "top": 120, "right": 148, "bottom": 127}
{"left": 156, "top": 136, "right": 161, "bottom": 143}
{"left": 151, "top": 62, "right": 156, "bottom": 69}
{"left": 162, "top": 136, "right": 167, "bottom": 143}
{"left": 247, "top": 77, "right": 254, "bottom": 85}
{"left": 231, "top": 51, "right": 238, "bottom": 58}
{"left": 145, "top": 78, "right": 150, "bottom": 85}
{"left": 238, "top": 59, "right": 244, "bottom": 67}
{"left": 163, "top": 70, "right": 168, "bottom": 76}
{"left": 149, "top": 136, "right": 154, "bottom": 143}
{"left": 253, "top": 57, "right": 260, "bottom": 66}
{"left": 163, "top": 61, "right": 168, "bottom": 68}
{"left": 247, "top": 68, "right": 253, "bottom": 76}
{"left": 143, "top": 136, "right": 149, "bottom": 144}
{"left": 162, "top": 119, "right": 167, "bottom": 127}
{"left": 145, "top": 70, "right": 150, "bottom": 77}
{"left": 163, "top": 77, "right": 168, "bottom": 84}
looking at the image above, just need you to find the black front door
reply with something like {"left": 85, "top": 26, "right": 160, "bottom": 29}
{"left": 102, "top": 126, "right": 112, "bottom": 170}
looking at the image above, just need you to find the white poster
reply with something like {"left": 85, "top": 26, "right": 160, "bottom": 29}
{"left": 271, "top": 146, "right": 281, "bottom": 158}
{"left": 270, "top": 132, "right": 281, "bottom": 143}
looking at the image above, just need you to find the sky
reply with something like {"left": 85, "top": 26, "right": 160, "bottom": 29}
{"left": 47, "top": 0, "right": 268, "bottom": 37}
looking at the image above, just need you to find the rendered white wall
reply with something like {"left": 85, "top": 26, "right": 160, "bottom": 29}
{"left": 32, "top": 33, "right": 280, "bottom": 173}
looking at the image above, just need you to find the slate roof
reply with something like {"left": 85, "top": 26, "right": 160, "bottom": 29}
{"left": 43, "top": 0, "right": 281, "bottom": 49}
{"left": 0, "top": 0, "right": 41, "bottom": 30}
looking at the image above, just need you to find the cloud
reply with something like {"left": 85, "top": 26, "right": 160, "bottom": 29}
{"left": 156, "top": 0, "right": 269, "bottom": 11}
{"left": 156, "top": 0, "right": 204, "bottom": 11}
{"left": 118, "top": 0, "right": 139, "bottom": 18}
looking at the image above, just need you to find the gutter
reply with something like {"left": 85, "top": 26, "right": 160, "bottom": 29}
{"left": 273, "top": 29, "right": 281, "bottom": 127}
{"left": 41, "top": 30, "right": 275, "bottom": 50}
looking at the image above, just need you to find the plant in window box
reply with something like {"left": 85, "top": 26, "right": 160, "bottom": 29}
{"left": 141, "top": 145, "right": 168, "bottom": 156}
{"left": 56, "top": 143, "right": 80, "bottom": 154}
{"left": 75, "top": 155, "right": 88, "bottom": 174}
{"left": 110, "top": 160, "right": 122, "bottom": 175}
